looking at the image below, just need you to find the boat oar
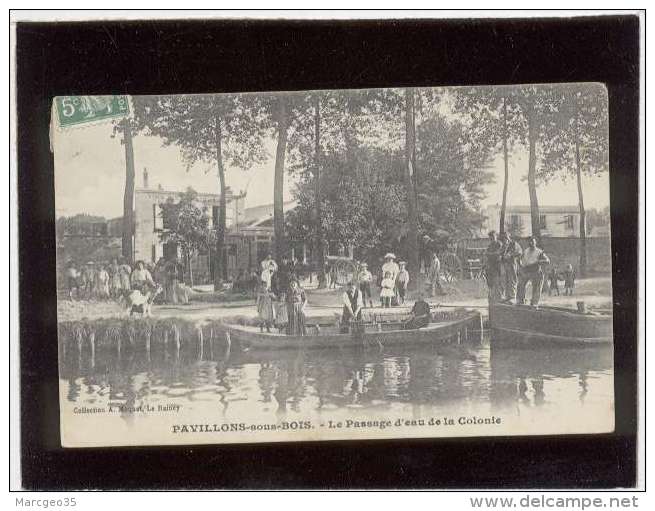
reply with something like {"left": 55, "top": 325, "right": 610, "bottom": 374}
{"left": 429, "top": 303, "right": 489, "bottom": 309}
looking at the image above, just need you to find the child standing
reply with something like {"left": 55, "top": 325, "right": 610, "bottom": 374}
{"left": 256, "top": 281, "right": 276, "bottom": 333}
{"left": 380, "top": 271, "right": 395, "bottom": 308}
{"left": 396, "top": 261, "right": 410, "bottom": 305}
{"left": 547, "top": 266, "right": 560, "bottom": 296}
{"left": 274, "top": 292, "right": 289, "bottom": 333}
{"left": 96, "top": 265, "right": 110, "bottom": 299}
{"left": 358, "top": 262, "right": 374, "bottom": 308}
{"left": 563, "top": 264, "right": 576, "bottom": 296}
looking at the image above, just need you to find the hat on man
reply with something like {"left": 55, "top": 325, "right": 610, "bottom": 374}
{"left": 384, "top": 253, "right": 396, "bottom": 259}
{"left": 399, "top": 261, "right": 407, "bottom": 266}
{"left": 361, "top": 262, "right": 368, "bottom": 267}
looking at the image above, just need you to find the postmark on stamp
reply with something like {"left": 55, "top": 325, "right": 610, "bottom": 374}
{"left": 55, "top": 95, "right": 130, "bottom": 127}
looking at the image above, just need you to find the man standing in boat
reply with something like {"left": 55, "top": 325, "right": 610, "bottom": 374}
{"left": 485, "top": 231, "right": 503, "bottom": 302}
{"left": 341, "top": 280, "right": 364, "bottom": 333}
{"left": 516, "top": 236, "right": 551, "bottom": 306}
{"left": 499, "top": 231, "right": 523, "bottom": 303}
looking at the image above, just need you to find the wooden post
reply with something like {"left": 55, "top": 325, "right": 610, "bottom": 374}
{"left": 173, "top": 325, "right": 181, "bottom": 357}
{"left": 145, "top": 331, "right": 151, "bottom": 362}
{"left": 197, "top": 326, "right": 204, "bottom": 361}
{"left": 88, "top": 331, "right": 96, "bottom": 368}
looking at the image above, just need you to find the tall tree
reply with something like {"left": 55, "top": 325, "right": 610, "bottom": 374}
{"left": 120, "top": 118, "right": 135, "bottom": 262}
{"left": 133, "top": 94, "right": 268, "bottom": 288}
{"left": 451, "top": 86, "right": 524, "bottom": 234}
{"left": 539, "top": 84, "right": 608, "bottom": 276}
{"left": 500, "top": 97, "right": 510, "bottom": 233}
{"left": 513, "top": 85, "right": 565, "bottom": 240}
{"left": 313, "top": 94, "right": 325, "bottom": 281}
{"left": 404, "top": 88, "right": 420, "bottom": 289}
{"left": 273, "top": 95, "right": 290, "bottom": 262}
{"left": 285, "top": 89, "right": 371, "bottom": 266}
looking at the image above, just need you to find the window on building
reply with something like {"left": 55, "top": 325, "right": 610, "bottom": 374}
{"left": 153, "top": 204, "right": 164, "bottom": 231}
{"left": 509, "top": 214, "right": 521, "bottom": 230}
{"left": 161, "top": 206, "right": 174, "bottom": 230}
{"left": 565, "top": 215, "right": 575, "bottom": 230}
{"left": 92, "top": 222, "right": 107, "bottom": 236}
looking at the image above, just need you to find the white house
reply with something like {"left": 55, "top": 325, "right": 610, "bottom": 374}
{"left": 484, "top": 204, "right": 581, "bottom": 237}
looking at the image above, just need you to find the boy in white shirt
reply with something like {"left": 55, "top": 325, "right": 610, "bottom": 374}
{"left": 358, "top": 262, "right": 373, "bottom": 308}
{"left": 396, "top": 261, "right": 410, "bottom": 305}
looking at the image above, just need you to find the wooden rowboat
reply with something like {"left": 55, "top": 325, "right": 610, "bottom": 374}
{"left": 489, "top": 302, "right": 613, "bottom": 347}
{"left": 226, "top": 309, "right": 483, "bottom": 350}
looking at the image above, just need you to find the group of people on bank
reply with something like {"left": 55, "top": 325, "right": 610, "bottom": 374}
{"left": 64, "top": 257, "right": 190, "bottom": 304}
{"left": 255, "top": 252, "right": 438, "bottom": 336}
{"left": 338, "top": 252, "right": 443, "bottom": 310}
{"left": 485, "top": 231, "right": 576, "bottom": 306}
{"left": 256, "top": 254, "right": 308, "bottom": 335}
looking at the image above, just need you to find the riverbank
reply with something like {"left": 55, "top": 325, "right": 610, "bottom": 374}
{"left": 57, "top": 276, "right": 613, "bottom": 323}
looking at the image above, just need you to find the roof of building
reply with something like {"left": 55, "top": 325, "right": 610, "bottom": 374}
{"left": 135, "top": 186, "right": 234, "bottom": 200}
{"left": 240, "top": 200, "right": 297, "bottom": 228}
{"left": 489, "top": 204, "right": 580, "bottom": 214}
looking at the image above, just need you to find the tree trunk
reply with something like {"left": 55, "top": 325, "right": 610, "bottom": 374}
{"left": 214, "top": 114, "right": 227, "bottom": 290}
{"left": 273, "top": 96, "right": 289, "bottom": 262}
{"left": 574, "top": 134, "right": 587, "bottom": 277}
{"left": 499, "top": 97, "right": 509, "bottom": 234}
{"left": 314, "top": 95, "right": 326, "bottom": 287}
{"left": 187, "top": 248, "right": 194, "bottom": 288}
{"left": 121, "top": 119, "right": 135, "bottom": 262}
{"left": 526, "top": 110, "right": 541, "bottom": 240}
{"left": 404, "top": 88, "right": 420, "bottom": 292}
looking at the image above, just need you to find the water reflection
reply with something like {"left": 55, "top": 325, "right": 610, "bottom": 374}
{"left": 60, "top": 337, "right": 613, "bottom": 426}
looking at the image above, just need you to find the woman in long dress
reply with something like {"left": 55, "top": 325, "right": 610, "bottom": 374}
{"left": 286, "top": 280, "right": 307, "bottom": 336}
{"left": 108, "top": 259, "right": 122, "bottom": 298}
{"left": 96, "top": 265, "right": 110, "bottom": 299}
{"left": 118, "top": 259, "right": 132, "bottom": 293}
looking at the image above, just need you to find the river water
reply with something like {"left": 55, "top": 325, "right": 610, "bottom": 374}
{"left": 59, "top": 335, "right": 614, "bottom": 445}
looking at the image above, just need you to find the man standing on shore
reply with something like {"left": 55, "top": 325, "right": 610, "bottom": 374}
{"left": 427, "top": 252, "right": 444, "bottom": 297}
{"left": 485, "top": 231, "right": 503, "bottom": 303}
{"left": 516, "top": 237, "right": 550, "bottom": 306}
{"left": 499, "top": 232, "right": 523, "bottom": 303}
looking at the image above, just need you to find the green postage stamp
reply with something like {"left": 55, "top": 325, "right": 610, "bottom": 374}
{"left": 55, "top": 95, "right": 130, "bottom": 127}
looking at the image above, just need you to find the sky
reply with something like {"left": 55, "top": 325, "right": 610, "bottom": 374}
{"left": 52, "top": 98, "right": 611, "bottom": 219}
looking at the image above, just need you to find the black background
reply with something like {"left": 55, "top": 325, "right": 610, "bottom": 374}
{"left": 16, "top": 14, "right": 640, "bottom": 489}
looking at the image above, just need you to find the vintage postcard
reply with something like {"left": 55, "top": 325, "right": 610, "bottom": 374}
{"left": 52, "top": 83, "right": 614, "bottom": 448}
